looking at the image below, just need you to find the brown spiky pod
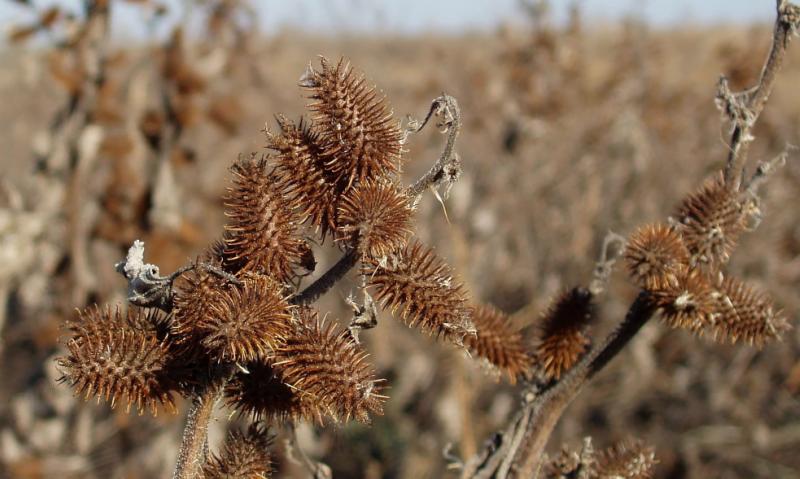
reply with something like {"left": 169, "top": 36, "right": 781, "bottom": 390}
{"left": 267, "top": 115, "right": 341, "bottom": 236}
{"left": 337, "top": 179, "right": 414, "bottom": 258}
{"left": 595, "top": 440, "right": 657, "bottom": 479}
{"left": 464, "top": 304, "right": 533, "bottom": 383}
{"left": 674, "top": 174, "right": 746, "bottom": 267}
{"left": 364, "top": 240, "right": 475, "bottom": 343}
{"left": 541, "top": 445, "right": 583, "bottom": 479}
{"left": 189, "top": 273, "right": 293, "bottom": 363}
{"left": 272, "top": 310, "right": 386, "bottom": 424}
{"left": 222, "top": 155, "right": 309, "bottom": 283}
{"left": 224, "top": 360, "right": 319, "bottom": 424}
{"left": 624, "top": 223, "right": 689, "bottom": 291}
{"left": 537, "top": 288, "right": 595, "bottom": 381}
{"left": 711, "top": 276, "right": 790, "bottom": 347}
{"left": 172, "top": 251, "right": 230, "bottom": 352}
{"left": 202, "top": 424, "right": 273, "bottom": 479}
{"left": 649, "top": 267, "right": 715, "bottom": 333}
{"left": 301, "top": 57, "right": 403, "bottom": 189}
{"left": 57, "top": 306, "right": 177, "bottom": 415}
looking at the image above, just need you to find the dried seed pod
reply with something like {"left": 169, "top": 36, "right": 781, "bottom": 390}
{"left": 301, "top": 57, "right": 403, "bottom": 188}
{"left": 712, "top": 276, "right": 790, "bottom": 347}
{"left": 364, "top": 240, "right": 474, "bottom": 343}
{"left": 464, "top": 304, "right": 533, "bottom": 383}
{"left": 537, "top": 288, "right": 595, "bottom": 381}
{"left": 192, "top": 273, "right": 293, "bottom": 363}
{"left": 223, "top": 155, "right": 309, "bottom": 283}
{"left": 272, "top": 311, "right": 386, "bottom": 424}
{"left": 624, "top": 223, "right": 689, "bottom": 291}
{"left": 57, "top": 306, "right": 176, "bottom": 415}
{"left": 596, "top": 440, "right": 657, "bottom": 479}
{"left": 225, "top": 361, "right": 318, "bottom": 424}
{"left": 337, "top": 180, "right": 413, "bottom": 258}
{"left": 674, "top": 174, "right": 745, "bottom": 267}
{"left": 202, "top": 424, "right": 273, "bottom": 479}
{"left": 650, "top": 268, "right": 715, "bottom": 333}
{"left": 172, "top": 256, "right": 230, "bottom": 351}
{"left": 541, "top": 439, "right": 596, "bottom": 479}
{"left": 268, "top": 116, "right": 341, "bottom": 235}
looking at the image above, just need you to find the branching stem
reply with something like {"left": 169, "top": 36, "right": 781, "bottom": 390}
{"left": 722, "top": 0, "right": 799, "bottom": 189}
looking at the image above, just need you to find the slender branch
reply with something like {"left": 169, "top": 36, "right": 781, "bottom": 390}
{"left": 511, "top": 292, "right": 656, "bottom": 478}
{"left": 172, "top": 381, "right": 224, "bottom": 479}
{"left": 291, "top": 248, "right": 359, "bottom": 306}
{"left": 406, "top": 94, "right": 462, "bottom": 201}
{"left": 721, "top": 0, "right": 800, "bottom": 188}
{"left": 463, "top": 293, "right": 657, "bottom": 479}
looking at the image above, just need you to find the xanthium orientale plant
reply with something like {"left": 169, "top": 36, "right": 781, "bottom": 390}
{"left": 56, "top": 2, "right": 800, "bottom": 477}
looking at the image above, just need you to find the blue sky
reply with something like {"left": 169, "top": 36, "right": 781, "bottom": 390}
{"left": 0, "top": 0, "right": 777, "bottom": 40}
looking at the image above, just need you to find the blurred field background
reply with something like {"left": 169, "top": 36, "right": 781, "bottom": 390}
{"left": 1, "top": 1, "right": 800, "bottom": 478}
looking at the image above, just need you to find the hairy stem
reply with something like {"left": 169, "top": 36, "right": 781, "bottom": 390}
{"left": 514, "top": 292, "right": 656, "bottom": 478}
{"left": 172, "top": 381, "right": 224, "bottom": 479}
{"left": 463, "top": 293, "right": 656, "bottom": 479}
{"left": 291, "top": 248, "right": 359, "bottom": 306}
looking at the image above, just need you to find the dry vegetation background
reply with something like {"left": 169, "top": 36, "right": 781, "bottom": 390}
{"left": 1, "top": 3, "right": 800, "bottom": 478}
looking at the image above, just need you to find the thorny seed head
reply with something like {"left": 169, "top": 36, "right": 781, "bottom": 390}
{"left": 595, "top": 440, "right": 658, "bottom": 479}
{"left": 191, "top": 273, "right": 293, "bottom": 363}
{"left": 536, "top": 287, "right": 595, "bottom": 381}
{"left": 202, "top": 424, "right": 273, "bottom": 479}
{"left": 674, "top": 174, "right": 746, "bottom": 268}
{"left": 336, "top": 179, "right": 414, "bottom": 258}
{"left": 57, "top": 305, "right": 177, "bottom": 416}
{"left": 364, "top": 239, "right": 475, "bottom": 345}
{"left": 267, "top": 115, "right": 341, "bottom": 236}
{"left": 711, "top": 276, "right": 790, "bottom": 347}
{"left": 172, "top": 252, "right": 230, "bottom": 350}
{"left": 225, "top": 360, "right": 318, "bottom": 424}
{"left": 464, "top": 304, "right": 533, "bottom": 384}
{"left": 272, "top": 309, "right": 386, "bottom": 424}
{"left": 650, "top": 267, "right": 715, "bottom": 333}
{"left": 301, "top": 56, "right": 404, "bottom": 189}
{"left": 624, "top": 223, "right": 689, "bottom": 291}
{"left": 223, "top": 155, "right": 310, "bottom": 284}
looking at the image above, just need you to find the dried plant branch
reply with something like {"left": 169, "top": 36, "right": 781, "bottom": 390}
{"left": 720, "top": 0, "right": 800, "bottom": 188}
{"left": 173, "top": 375, "right": 228, "bottom": 479}
{"left": 290, "top": 247, "right": 359, "bottom": 306}
{"left": 464, "top": 293, "right": 657, "bottom": 479}
{"left": 407, "top": 94, "right": 463, "bottom": 202}
{"left": 589, "top": 231, "right": 626, "bottom": 296}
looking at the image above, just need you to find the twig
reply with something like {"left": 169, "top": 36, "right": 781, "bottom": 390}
{"left": 464, "top": 292, "right": 657, "bottom": 479}
{"left": 589, "top": 231, "right": 626, "bottom": 296}
{"left": 743, "top": 143, "right": 793, "bottom": 194}
{"left": 291, "top": 248, "right": 359, "bottom": 306}
{"left": 720, "top": 0, "right": 800, "bottom": 189}
{"left": 406, "top": 94, "right": 463, "bottom": 203}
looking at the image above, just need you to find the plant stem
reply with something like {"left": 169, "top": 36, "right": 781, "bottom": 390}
{"left": 291, "top": 248, "right": 359, "bottom": 306}
{"left": 508, "top": 292, "right": 657, "bottom": 478}
{"left": 172, "top": 382, "right": 223, "bottom": 479}
{"left": 406, "top": 94, "right": 461, "bottom": 199}
{"left": 462, "top": 292, "right": 657, "bottom": 479}
{"left": 723, "top": 0, "right": 798, "bottom": 188}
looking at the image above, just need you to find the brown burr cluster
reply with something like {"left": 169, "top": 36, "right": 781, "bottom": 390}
{"left": 623, "top": 175, "right": 789, "bottom": 346}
